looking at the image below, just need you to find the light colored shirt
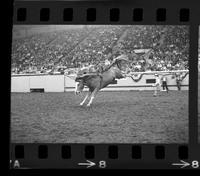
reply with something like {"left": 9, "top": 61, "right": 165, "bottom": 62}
{"left": 162, "top": 77, "right": 167, "bottom": 82}
{"left": 155, "top": 76, "right": 160, "bottom": 85}
{"left": 105, "top": 59, "right": 110, "bottom": 65}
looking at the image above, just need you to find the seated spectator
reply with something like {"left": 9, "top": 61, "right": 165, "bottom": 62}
{"left": 11, "top": 25, "right": 189, "bottom": 74}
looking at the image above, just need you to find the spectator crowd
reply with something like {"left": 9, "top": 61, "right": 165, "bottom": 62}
{"left": 11, "top": 25, "right": 189, "bottom": 75}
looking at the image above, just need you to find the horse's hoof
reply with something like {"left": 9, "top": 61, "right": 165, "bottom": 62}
{"left": 86, "top": 104, "right": 91, "bottom": 107}
{"left": 80, "top": 103, "right": 84, "bottom": 106}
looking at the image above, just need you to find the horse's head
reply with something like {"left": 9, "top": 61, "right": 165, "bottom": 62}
{"left": 75, "top": 78, "right": 85, "bottom": 95}
{"left": 74, "top": 69, "right": 87, "bottom": 95}
{"left": 75, "top": 67, "right": 98, "bottom": 94}
{"left": 76, "top": 68, "right": 89, "bottom": 76}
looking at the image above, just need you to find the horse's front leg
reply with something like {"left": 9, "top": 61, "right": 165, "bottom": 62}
{"left": 86, "top": 88, "right": 99, "bottom": 107}
{"left": 80, "top": 92, "right": 91, "bottom": 106}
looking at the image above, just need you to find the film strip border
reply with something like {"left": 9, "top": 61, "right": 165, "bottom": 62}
{"left": 10, "top": 144, "right": 200, "bottom": 169}
{"left": 10, "top": 0, "right": 200, "bottom": 170}
{"left": 13, "top": 0, "right": 200, "bottom": 24}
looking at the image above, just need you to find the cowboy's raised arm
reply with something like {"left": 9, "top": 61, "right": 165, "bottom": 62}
{"left": 106, "top": 58, "right": 118, "bottom": 70}
{"left": 103, "top": 55, "right": 126, "bottom": 70}
{"left": 100, "top": 58, "right": 117, "bottom": 73}
{"left": 102, "top": 55, "right": 128, "bottom": 72}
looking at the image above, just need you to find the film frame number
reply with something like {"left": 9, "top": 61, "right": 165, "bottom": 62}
{"left": 191, "top": 160, "right": 199, "bottom": 168}
{"left": 99, "top": 160, "right": 106, "bottom": 168}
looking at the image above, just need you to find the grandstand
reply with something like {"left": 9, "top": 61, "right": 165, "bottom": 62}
{"left": 11, "top": 25, "right": 189, "bottom": 75}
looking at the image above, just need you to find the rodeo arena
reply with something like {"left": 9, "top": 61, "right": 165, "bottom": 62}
{"left": 11, "top": 25, "right": 189, "bottom": 143}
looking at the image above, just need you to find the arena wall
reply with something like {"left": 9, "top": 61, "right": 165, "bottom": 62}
{"left": 64, "top": 70, "right": 189, "bottom": 91}
{"left": 11, "top": 76, "right": 30, "bottom": 92}
{"left": 11, "top": 74, "right": 65, "bottom": 92}
{"left": 11, "top": 71, "right": 189, "bottom": 92}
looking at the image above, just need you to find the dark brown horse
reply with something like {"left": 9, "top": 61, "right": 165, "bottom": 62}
{"left": 75, "top": 55, "right": 129, "bottom": 106}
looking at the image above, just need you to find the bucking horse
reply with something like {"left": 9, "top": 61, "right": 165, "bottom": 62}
{"left": 74, "top": 55, "right": 129, "bottom": 106}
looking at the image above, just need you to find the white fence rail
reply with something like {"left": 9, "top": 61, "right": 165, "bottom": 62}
{"left": 11, "top": 70, "right": 189, "bottom": 92}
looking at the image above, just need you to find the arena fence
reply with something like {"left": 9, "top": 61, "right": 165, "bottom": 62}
{"left": 11, "top": 70, "right": 189, "bottom": 92}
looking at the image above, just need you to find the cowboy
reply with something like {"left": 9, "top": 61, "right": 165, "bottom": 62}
{"left": 161, "top": 75, "right": 169, "bottom": 93}
{"left": 96, "top": 57, "right": 114, "bottom": 75}
{"left": 105, "top": 59, "right": 111, "bottom": 66}
{"left": 96, "top": 61, "right": 105, "bottom": 74}
{"left": 80, "top": 55, "right": 128, "bottom": 79}
{"left": 175, "top": 73, "right": 182, "bottom": 91}
{"left": 153, "top": 73, "right": 161, "bottom": 96}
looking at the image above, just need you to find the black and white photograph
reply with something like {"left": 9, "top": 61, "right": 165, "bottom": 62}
{"left": 11, "top": 25, "right": 189, "bottom": 143}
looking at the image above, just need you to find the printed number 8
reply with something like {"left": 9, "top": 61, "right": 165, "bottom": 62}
{"left": 192, "top": 161, "right": 199, "bottom": 168}
{"left": 99, "top": 161, "right": 106, "bottom": 168}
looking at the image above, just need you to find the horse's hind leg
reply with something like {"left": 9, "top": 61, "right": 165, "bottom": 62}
{"left": 80, "top": 92, "right": 91, "bottom": 106}
{"left": 86, "top": 88, "right": 98, "bottom": 107}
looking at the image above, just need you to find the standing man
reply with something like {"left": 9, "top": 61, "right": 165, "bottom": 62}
{"left": 153, "top": 74, "right": 161, "bottom": 97}
{"left": 175, "top": 73, "right": 182, "bottom": 91}
{"left": 161, "top": 75, "right": 169, "bottom": 93}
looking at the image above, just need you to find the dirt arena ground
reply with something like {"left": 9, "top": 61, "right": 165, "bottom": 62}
{"left": 11, "top": 90, "right": 188, "bottom": 143}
